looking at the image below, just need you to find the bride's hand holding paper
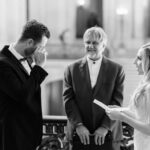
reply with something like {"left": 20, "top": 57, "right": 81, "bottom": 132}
{"left": 106, "top": 107, "right": 123, "bottom": 121}
{"left": 93, "top": 99, "right": 124, "bottom": 120}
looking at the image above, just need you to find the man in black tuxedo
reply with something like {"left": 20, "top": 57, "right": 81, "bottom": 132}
{"left": 0, "top": 20, "right": 50, "bottom": 150}
{"left": 63, "top": 27, "right": 125, "bottom": 150}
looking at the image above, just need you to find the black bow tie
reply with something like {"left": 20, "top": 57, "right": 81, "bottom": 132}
{"left": 88, "top": 58, "right": 97, "bottom": 64}
{"left": 19, "top": 57, "right": 28, "bottom": 62}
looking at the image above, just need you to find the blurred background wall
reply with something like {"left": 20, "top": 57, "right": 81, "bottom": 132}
{"left": 0, "top": 0, "right": 149, "bottom": 115}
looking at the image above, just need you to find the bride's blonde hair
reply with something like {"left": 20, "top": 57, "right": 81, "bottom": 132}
{"left": 132, "top": 43, "right": 150, "bottom": 106}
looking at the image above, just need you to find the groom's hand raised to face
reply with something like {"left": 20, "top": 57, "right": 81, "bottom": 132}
{"left": 32, "top": 47, "right": 47, "bottom": 67}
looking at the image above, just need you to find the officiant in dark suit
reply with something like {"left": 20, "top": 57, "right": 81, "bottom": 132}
{"left": 0, "top": 20, "right": 50, "bottom": 150}
{"left": 63, "top": 26, "right": 125, "bottom": 150}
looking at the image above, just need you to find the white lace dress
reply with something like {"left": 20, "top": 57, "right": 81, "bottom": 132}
{"left": 130, "top": 87, "right": 150, "bottom": 150}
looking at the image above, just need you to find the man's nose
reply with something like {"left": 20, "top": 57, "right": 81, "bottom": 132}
{"left": 88, "top": 43, "right": 94, "bottom": 48}
{"left": 41, "top": 48, "right": 46, "bottom": 53}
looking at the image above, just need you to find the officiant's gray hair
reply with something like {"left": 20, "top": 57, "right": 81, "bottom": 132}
{"left": 83, "top": 26, "right": 107, "bottom": 47}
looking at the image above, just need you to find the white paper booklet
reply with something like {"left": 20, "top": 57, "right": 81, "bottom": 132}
{"left": 93, "top": 99, "right": 124, "bottom": 111}
{"left": 93, "top": 99, "right": 110, "bottom": 111}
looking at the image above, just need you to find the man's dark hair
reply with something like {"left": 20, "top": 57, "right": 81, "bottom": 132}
{"left": 19, "top": 20, "right": 50, "bottom": 43}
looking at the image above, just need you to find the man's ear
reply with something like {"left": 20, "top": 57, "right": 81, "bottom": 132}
{"left": 26, "top": 38, "right": 34, "bottom": 47}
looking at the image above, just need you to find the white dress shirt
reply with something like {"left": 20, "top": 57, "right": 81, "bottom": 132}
{"left": 87, "top": 56, "right": 102, "bottom": 88}
{"left": 9, "top": 44, "right": 31, "bottom": 75}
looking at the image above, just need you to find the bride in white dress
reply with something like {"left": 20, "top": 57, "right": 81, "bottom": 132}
{"left": 106, "top": 43, "right": 150, "bottom": 150}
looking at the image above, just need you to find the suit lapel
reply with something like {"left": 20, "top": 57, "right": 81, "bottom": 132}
{"left": 1, "top": 46, "right": 29, "bottom": 81}
{"left": 79, "top": 57, "right": 92, "bottom": 91}
{"left": 93, "top": 57, "right": 107, "bottom": 96}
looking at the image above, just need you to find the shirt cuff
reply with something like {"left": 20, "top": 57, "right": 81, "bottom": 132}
{"left": 75, "top": 122, "right": 83, "bottom": 128}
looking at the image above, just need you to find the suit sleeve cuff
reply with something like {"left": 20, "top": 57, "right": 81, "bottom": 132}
{"left": 31, "top": 65, "right": 48, "bottom": 84}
